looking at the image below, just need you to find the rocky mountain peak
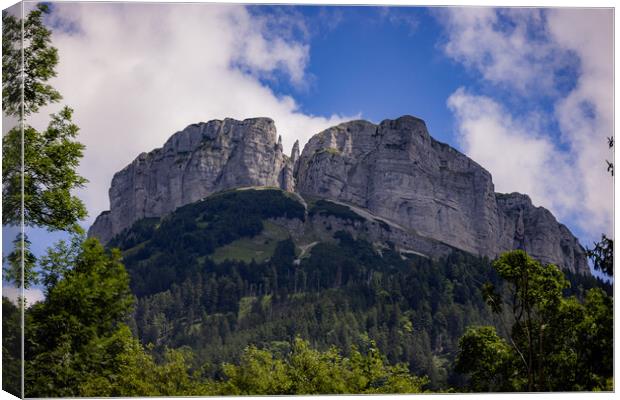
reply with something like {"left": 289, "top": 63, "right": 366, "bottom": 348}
{"left": 291, "top": 140, "right": 300, "bottom": 163}
{"left": 295, "top": 116, "right": 588, "bottom": 274}
{"left": 89, "top": 117, "right": 293, "bottom": 244}
{"left": 89, "top": 115, "right": 590, "bottom": 274}
{"left": 379, "top": 114, "right": 428, "bottom": 132}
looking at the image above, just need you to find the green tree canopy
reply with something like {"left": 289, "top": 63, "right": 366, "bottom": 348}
{"left": 455, "top": 326, "right": 514, "bottom": 392}
{"left": 78, "top": 327, "right": 206, "bottom": 397}
{"left": 17, "top": 235, "right": 208, "bottom": 397}
{"left": 587, "top": 234, "right": 613, "bottom": 277}
{"left": 2, "top": 297, "right": 21, "bottom": 397}
{"left": 456, "top": 250, "right": 613, "bottom": 392}
{"left": 3, "top": 106, "right": 87, "bottom": 232}
{"left": 3, "top": 233, "right": 37, "bottom": 288}
{"left": 25, "top": 238, "right": 134, "bottom": 397}
{"left": 2, "top": 4, "right": 88, "bottom": 289}
{"left": 210, "top": 337, "right": 428, "bottom": 395}
{"left": 2, "top": 3, "right": 61, "bottom": 118}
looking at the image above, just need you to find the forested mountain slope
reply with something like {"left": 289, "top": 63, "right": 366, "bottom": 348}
{"left": 110, "top": 188, "right": 608, "bottom": 390}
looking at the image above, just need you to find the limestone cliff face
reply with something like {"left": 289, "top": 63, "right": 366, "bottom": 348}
{"left": 495, "top": 193, "right": 589, "bottom": 274}
{"left": 296, "top": 116, "right": 501, "bottom": 257}
{"left": 90, "top": 115, "right": 589, "bottom": 274}
{"left": 295, "top": 116, "right": 589, "bottom": 274}
{"left": 89, "top": 118, "right": 294, "bottom": 244}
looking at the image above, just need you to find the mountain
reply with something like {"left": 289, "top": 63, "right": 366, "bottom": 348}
{"left": 89, "top": 116, "right": 589, "bottom": 274}
{"left": 83, "top": 115, "right": 607, "bottom": 392}
{"left": 295, "top": 116, "right": 588, "bottom": 274}
{"left": 88, "top": 117, "right": 295, "bottom": 243}
{"left": 109, "top": 187, "right": 454, "bottom": 297}
{"left": 106, "top": 187, "right": 499, "bottom": 388}
{"left": 104, "top": 187, "right": 607, "bottom": 390}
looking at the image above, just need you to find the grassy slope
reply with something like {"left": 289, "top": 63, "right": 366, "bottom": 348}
{"left": 211, "top": 221, "right": 291, "bottom": 264}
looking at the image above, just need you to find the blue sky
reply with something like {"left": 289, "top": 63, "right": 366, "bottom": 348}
{"left": 2, "top": 3, "right": 614, "bottom": 299}
{"left": 250, "top": 6, "right": 469, "bottom": 142}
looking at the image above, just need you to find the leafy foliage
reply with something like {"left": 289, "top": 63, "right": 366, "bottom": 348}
{"left": 2, "top": 297, "right": 21, "bottom": 397}
{"left": 112, "top": 192, "right": 510, "bottom": 389}
{"left": 77, "top": 327, "right": 206, "bottom": 397}
{"left": 78, "top": 334, "right": 426, "bottom": 396}
{"left": 110, "top": 193, "right": 612, "bottom": 392}
{"left": 2, "top": 3, "right": 87, "bottom": 292}
{"left": 7, "top": 236, "right": 208, "bottom": 397}
{"left": 586, "top": 234, "right": 613, "bottom": 276}
{"left": 456, "top": 250, "right": 613, "bottom": 392}
{"left": 455, "top": 326, "right": 514, "bottom": 392}
{"left": 3, "top": 233, "right": 37, "bottom": 288}
{"left": 9, "top": 235, "right": 429, "bottom": 397}
{"left": 3, "top": 106, "right": 87, "bottom": 233}
{"left": 2, "top": 188, "right": 611, "bottom": 395}
{"left": 2, "top": 3, "right": 61, "bottom": 117}
{"left": 211, "top": 337, "right": 427, "bottom": 395}
{"left": 25, "top": 238, "right": 134, "bottom": 397}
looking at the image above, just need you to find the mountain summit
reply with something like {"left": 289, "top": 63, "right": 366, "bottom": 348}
{"left": 89, "top": 116, "right": 589, "bottom": 274}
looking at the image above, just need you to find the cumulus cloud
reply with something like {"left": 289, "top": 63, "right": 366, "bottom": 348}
{"left": 440, "top": 8, "right": 613, "bottom": 242}
{"left": 26, "top": 3, "right": 352, "bottom": 225}
{"left": 547, "top": 9, "right": 614, "bottom": 238}
{"left": 228, "top": 7, "right": 310, "bottom": 86}
{"left": 448, "top": 88, "right": 577, "bottom": 219}
{"left": 438, "top": 8, "right": 574, "bottom": 94}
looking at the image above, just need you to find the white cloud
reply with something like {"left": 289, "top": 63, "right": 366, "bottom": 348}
{"left": 378, "top": 7, "right": 419, "bottom": 36}
{"left": 448, "top": 88, "right": 578, "bottom": 219}
{"left": 438, "top": 8, "right": 564, "bottom": 94}
{"left": 25, "top": 3, "right": 352, "bottom": 225}
{"left": 440, "top": 8, "right": 613, "bottom": 242}
{"left": 547, "top": 8, "right": 614, "bottom": 239}
{"left": 3, "top": 285, "right": 45, "bottom": 307}
{"left": 227, "top": 7, "right": 310, "bottom": 86}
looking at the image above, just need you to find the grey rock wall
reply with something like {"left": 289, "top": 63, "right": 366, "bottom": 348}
{"left": 89, "top": 115, "right": 590, "bottom": 274}
{"left": 296, "top": 116, "right": 500, "bottom": 256}
{"left": 89, "top": 118, "right": 294, "bottom": 244}
{"left": 495, "top": 193, "right": 589, "bottom": 274}
{"left": 295, "top": 116, "right": 589, "bottom": 274}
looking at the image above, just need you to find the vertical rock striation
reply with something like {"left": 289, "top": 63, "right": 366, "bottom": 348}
{"left": 296, "top": 116, "right": 500, "bottom": 257}
{"left": 295, "top": 116, "right": 589, "bottom": 274}
{"left": 495, "top": 193, "right": 589, "bottom": 274}
{"left": 89, "top": 115, "right": 590, "bottom": 274}
{"left": 89, "top": 118, "right": 294, "bottom": 244}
